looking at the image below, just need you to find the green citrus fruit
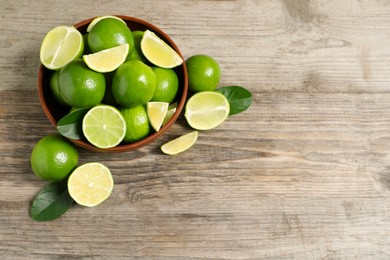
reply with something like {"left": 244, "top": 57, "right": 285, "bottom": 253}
{"left": 112, "top": 60, "right": 157, "bottom": 107}
{"left": 40, "top": 26, "right": 84, "bottom": 70}
{"left": 82, "top": 105, "right": 126, "bottom": 149}
{"left": 127, "top": 31, "right": 149, "bottom": 63}
{"left": 185, "top": 54, "right": 221, "bottom": 92}
{"left": 88, "top": 18, "right": 134, "bottom": 57}
{"left": 120, "top": 105, "right": 151, "bottom": 143}
{"left": 31, "top": 135, "right": 78, "bottom": 181}
{"left": 151, "top": 67, "right": 179, "bottom": 103}
{"left": 49, "top": 71, "right": 67, "bottom": 106}
{"left": 59, "top": 59, "right": 106, "bottom": 108}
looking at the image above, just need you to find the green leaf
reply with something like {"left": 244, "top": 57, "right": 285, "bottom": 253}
{"left": 57, "top": 108, "right": 90, "bottom": 139}
{"left": 30, "top": 181, "right": 74, "bottom": 221}
{"left": 217, "top": 86, "right": 252, "bottom": 115}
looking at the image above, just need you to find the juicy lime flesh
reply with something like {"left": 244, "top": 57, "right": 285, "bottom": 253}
{"left": 141, "top": 30, "right": 183, "bottom": 68}
{"left": 40, "top": 26, "right": 84, "bottom": 70}
{"left": 83, "top": 43, "right": 129, "bottom": 73}
{"left": 31, "top": 135, "right": 78, "bottom": 181}
{"left": 82, "top": 105, "right": 126, "bottom": 149}
{"left": 120, "top": 105, "right": 150, "bottom": 143}
{"left": 68, "top": 162, "right": 114, "bottom": 207}
{"left": 161, "top": 131, "right": 198, "bottom": 155}
{"left": 147, "top": 102, "right": 169, "bottom": 132}
{"left": 186, "top": 54, "right": 220, "bottom": 92}
{"left": 185, "top": 92, "right": 230, "bottom": 130}
{"left": 59, "top": 59, "right": 106, "bottom": 108}
{"left": 112, "top": 60, "right": 157, "bottom": 107}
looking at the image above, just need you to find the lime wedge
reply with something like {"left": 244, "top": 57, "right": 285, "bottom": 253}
{"left": 147, "top": 102, "right": 169, "bottom": 132}
{"left": 83, "top": 43, "right": 129, "bottom": 73}
{"left": 86, "top": 15, "right": 126, "bottom": 32}
{"left": 184, "top": 91, "right": 230, "bottom": 130}
{"left": 162, "top": 102, "right": 178, "bottom": 126}
{"left": 68, "top": 162, "right": 114, "bottom": 207}
{"left": 82, "top": 105, "right": 126, "bottom": 149}
{"left": 161, "top": 131, "right": 198, "bottom": 155}
{"left": 40, "top": 26, "right": 84, "bottom": 70}
{"left": 141, "top": 30, "right": 183, "bottom": 68}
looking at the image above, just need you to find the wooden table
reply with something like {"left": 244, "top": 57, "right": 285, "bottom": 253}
{"left": 1, "top": 0, "right": 389, "bottom": 259}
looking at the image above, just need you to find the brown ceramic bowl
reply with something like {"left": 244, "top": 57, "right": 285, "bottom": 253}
{"left": 38, "top": 15, "right": 188, "bottom": 152}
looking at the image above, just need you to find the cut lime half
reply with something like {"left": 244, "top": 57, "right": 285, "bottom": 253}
{"left": 40, "top": 26, "right": 84, "bottom": 70}
{"left": 68, "top": 162, "right": 114, "bottom": 207}
{"left": 184, "top": 91, "right": 230, "bottom": 130}
{"left": 82, "top": 105, "right": 126, "bottom": 149}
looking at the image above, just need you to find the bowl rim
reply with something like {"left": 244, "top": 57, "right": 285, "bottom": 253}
{"left": 38, "top": 15, "right": 188, "bottom": 153}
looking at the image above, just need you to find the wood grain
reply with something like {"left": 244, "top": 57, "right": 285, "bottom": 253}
{"left": 1, "top": 0, "right": 390, "bottom": 259}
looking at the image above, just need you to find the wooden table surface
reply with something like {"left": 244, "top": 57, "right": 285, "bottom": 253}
{"left": 1, "top": 0, "right": 389, "bottom": 259}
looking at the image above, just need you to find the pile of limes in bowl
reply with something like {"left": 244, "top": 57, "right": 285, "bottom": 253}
{"left": 40, "top": 15, "right": 183, "bottom": 149}
{"left": 31, "top": 15, "right": 252, "bottom": 220}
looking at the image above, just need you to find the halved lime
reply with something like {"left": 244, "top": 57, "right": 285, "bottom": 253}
{"left": 184, "top": 91, "right": 230, "bottom": 130}
{"left": 140, "top": 30, "right": 183, "bottom": 68}
{"left": 68, "top": 162, "right": 114, "bottom": 207}
{"left": 40, "top": 26, "right": 84, "bottom": 70}
{"left": 147, "top": 102, "right": 169, "bottom": 132}
{"left": 82, "top": 105, "right": 126, "bottom": 149}
{"left": 83, "top": 43, "right": 129, "bottom": 73}
{"left": 86, "top": 15, "right": 126, "bottom": 32}
{"left": 161, "top": 131, "right": 198, "bottom": 155}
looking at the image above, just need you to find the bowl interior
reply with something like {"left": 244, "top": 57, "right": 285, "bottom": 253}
{"left": 38, "top": 16, "right": 188, "bottom": 152}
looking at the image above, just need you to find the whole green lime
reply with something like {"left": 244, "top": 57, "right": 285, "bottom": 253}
{"left": 88, "top": 18, "right": 134, "bottom": 56}
{"left": 49, "top": 71, "right": 67, "bottom": 106}
{"left": 127, "top": 31, "right": 149, "bottom": 63}
{"left": 112, "top": 60, "right": 157, "bottom": 107}
{"left": 59, "top": 59, "right": 106, "bottom": 108}
{"left": 120, "top": 105, "right": 151, "bottom": 143}
{"left": 151, "top": 67, "right": 179, "bottom": 103}
{"left": 31, "top": 135, "right": 78, "bottom": 181}
{"left": 185, "top": 54, "right": 221, "bottom": 92}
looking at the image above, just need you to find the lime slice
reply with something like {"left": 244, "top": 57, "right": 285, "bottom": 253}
{"left": 162, "top": 102, "right": 178, "bottom": 126}
{"left": 161, "top": 131, "right": 198, "bottom": 155}
{"left": 68, "top": 162, "right": 114, "bottom": 207}
{"left": 184, "top": 91, "right": 230, "bottom": 130}
{"left": 86, "top": 15, "right": 126, "bottom": 32}
{"left": 147, "top": 102, "right": 169, "bottom": 132}
{"left": 82, "top": 105, "right": 126, "bottom": 149}
{"left": 40, "top": 26, "right": 84, "bottom": 70}
{"left": 141, "top": 30, "right": 183, "bottom": 68}
{"left": 83, "top": 43, "right": 129, "bottom": 73}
